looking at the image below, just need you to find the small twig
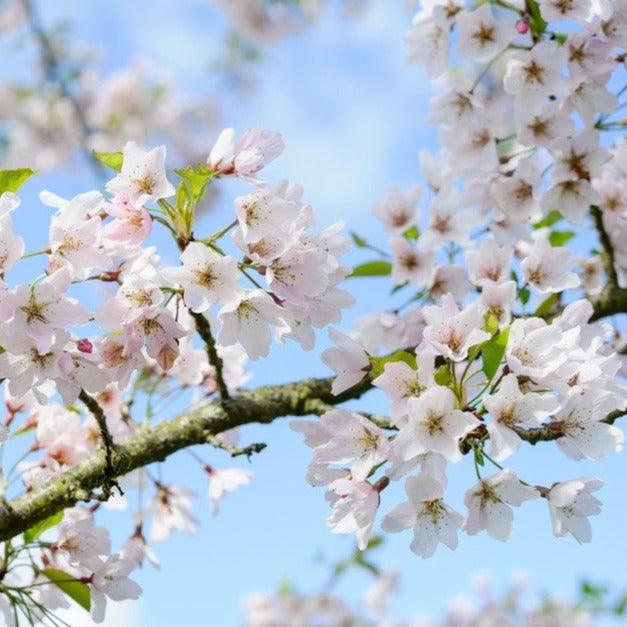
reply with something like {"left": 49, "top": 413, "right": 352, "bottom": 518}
{"left": 205, "top": 435, "right": 267, "bottom": 460}
{"left": 191, "top": 311, "right": 230, "bottom": 400}
{"left": 79, "top": 390, "right": 123, "bottom": 498}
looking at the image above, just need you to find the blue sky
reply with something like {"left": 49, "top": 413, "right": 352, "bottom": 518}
{"left": 1, "top": 1, "right": 626, "bottom": 625}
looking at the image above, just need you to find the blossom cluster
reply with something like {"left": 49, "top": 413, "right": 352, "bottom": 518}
{"left": 292, "top": 0, "right": 627, "bottom": 558}
{"left": 0, "top": 126, "right": 352, "bottom": 622}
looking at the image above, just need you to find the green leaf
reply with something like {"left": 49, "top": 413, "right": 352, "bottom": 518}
{"left": 481, "top": 326, "right": 510, "bottom": 381}
{"left": 369, "top": 350, "right": 416, "bottom": 379}
{"left": 40, "top": 569, "right": 91, "bottom": 611}
{"left": 534, "top": 293, "right": 559, "bottom": 317}
{"left": 349, "top": 260, "right": 392, "bottom": 278}
{"left": 0, "top": 168, "right": 37, "bottom": 194}
{"left": 518, "top": 286, "right": 530, "bottom": 306}
{"left": 24, "top": 511, "right": 63, "bottom": 544}
{"left": 434, "top": 364, "right": 453, "bottom": 387}
{"left": 349, "top": 231, "right": 389, "bottom": 257}
{"left": 92, "top": 150, "right": 123, "bottom": 172}
{"left": 402, "top": 225, "right": 420, "bottom": 240}
{"left": 533, "top": 209, "right": 562, "bottom": 229}
{"left": 526, "top": 0, "right": 547, "bottom": 35}
{"left": 174, "top": 164, "right": 213, "bottom": 208}
{"left": 548, "top": 230, "right": 575, "bottom": 246}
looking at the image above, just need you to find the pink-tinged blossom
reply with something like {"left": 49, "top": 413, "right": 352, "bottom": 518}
{"left": 439, "top": 120, "right": 498, "bottom": 173}
{"left": 419, "top": 188, "right": 480, "bottom": 250}
{"left": 0, "top": 192, "right": 24, "bottom": 273}
{"left": 163, "top": 241, "right": 243, "bottom": 313}
{"left": 515, "top": 101, "right": 575, "bottom": 149}
{"left": 207, "top": 467, "right": 253, "bottom": 516}
{"left": 421, "top": 293, "right": 491, "bottom": 362}
{"left": 94, "top": 335, "right": 145, "bottom": 390}
{"left": 372, "top": 354, "right": 435, "bottom": 427}
{"left": 464, "top": 469, "right": 539, "bottom": 541}
{"left": 428, "top": 85, "right": 482, "bottom": 126}
{"left": 491, "top": 158, "right": 541, "bottom": 223}
{"left": 95, "top": 277, "right": 164, "bottom": 329}
{"left": 89, "top": 555, "right": 142, "bottom": 623}
{"left": 326, "top": 477, "right": 379, "bottom": 550}
{"left": 207, "top": 126, "right": 284, "bottom": 183}
{"left": 538, "top": 0, "right": 593, "bottom": 23}
{"left": 106, "top": 142, "right": 175, "bottom": 206}
{"left": 541, "top": 177, "right": 601, "bottom": 226}
{"left": 36, "top": 404, "right": 91, "bottom": 468}
{"left": 503, "top": 41, "right": 569, "bottom": 113}
{"left": 456, "top": 5, "right": 514, "bottom": 63}
{"left": 546, "top": 477, "right": 603, "bottom": 543}
{"left": 405, "top": 6, "right": 451, "bottom": 78}
{"left": 103, "top": 195, "right": 152, "bottom": 246}
{"left": 480, "top": 280, "right": 516, "bottom": 329}
{"left": 551, "top": 131, "right": 610, "bottom": 184}
{"left": 382, "top": 473, "right": 463, "bottom": 558}
{"left": 506, "top": 318, "right": 566, "bottom": 379}
{"left": 218, "top": 289, "right": 291, "bottom": 360}
{"left": 484, "top": 374, "right": 559, "bottom": 461}
{"left": 392, "top": 386, "right": 480, "bottom": 463}
{"left": 565, "top": 34, "right": 616, "bottom": 80}
{"left": 372, "top": 185, "right": 422, "bottom": 234}
{"left": 300, "top": 409, "right": 390, "bottom": 481}
{"left": 390, "top": 237, "right": 437, "bottom": 288}
{"left": 128, "top": 309, "right": 187, "bottom": 371}
{"left": 521, "top": 236, "right": 580, "bottom": 293}
{"left": 41, "top": 190, "right": 111, "bottom": 279}
{"left": 266, "top": 243, "right": 329, "bottom": 310}
{"left": 565, "top": 74, "right": 617, "bottom": 128}
{"left": 54, "top": 508, "right": 111, "bottom": 569}
{"left": 554, "top": 389, "right": 624, "bottom": 461}
{"left": 0, "top": 331, "right": 69, "bottom": 403}
{"left": 232, "top": 182, "right": 306, "bottom": 253}
{"left": 2, "top": 268, "right": 90, "bottom": 353}
{"left": 353, "top": 311, "right": 404, "bottom": 355}
{"left": 597, "top": 1, "right": 627, "bottom": 46}
{"left": 121, "top": 528, "right": 160, "bottom": 569}
{"left": 466, "top": 238, "right": 512, "bottom": 286}
{"left": 321, "top": 328, "right": 370, "bottom": 395}
{"left": 148, "top": 485, "right": 198, "bottom": 542}
{"left": 56, "top": 347, "right": 111, "bottom": 404}
{"left": 429, "top": 265, "right": 472, "bottom": 301}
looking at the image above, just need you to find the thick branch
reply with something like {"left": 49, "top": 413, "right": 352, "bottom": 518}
{"left": 590, "top": 206, "right": 627, "bottom": 320}
{"left": 0, "top": 375, "right": 372, "bottom": 542}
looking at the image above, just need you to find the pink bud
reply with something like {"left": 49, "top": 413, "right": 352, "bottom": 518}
{"left": 77, "top": 338, "right": 94, "bottom": 354}
{"left": 516, "top": 19, "right": 529, "bottom": 34}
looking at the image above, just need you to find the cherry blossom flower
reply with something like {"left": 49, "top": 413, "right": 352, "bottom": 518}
{"left": 217, "top": 289, "right": 291, "bottom": 360}
{"left": 207, "top": 126, "right": 284, "bottom": 183}
{"left": 463, "top": 469, "right": 539, "bottom": 541}
{"left": 325, "top": 477, "right": 379, "bottom": 550}
{"left": 207, "top": 467, "right": 254, "bottom": 515}
{"left": 382, "top": 473, "right": 463, "bottom": 558}
{"left": 89, "top": 555, "right": 142, "bottom": 623}
{"left": 456, "top": 5, "right": 514, "bottom": 63}
{"left": 421, "top": 293, "right": 491, "bottom": 362}
{"left": 163, "top": 241, "right": 243, "bottom": 313}
{"left": 554, "top": 389, "right": 624, "bottom": 461}
{"left": 521, "top": 236, "right": 580, "bottom": 293}
{"left": 392, "top": 386, "right": 480, "bottom": 463}
{"left": 321, "top": 328, "right": 370, "bottom": 395}
{"left": 484, "top": 374, "right": 560, "bottom": 461}
{"left": 546, "top": 477, "right": 603, "bottom": 543}
{"left": 372, "top": 185, "right": 422, "bottom": 234}
{"left": 106, "top": 141, "right": 175, "bottom": 206}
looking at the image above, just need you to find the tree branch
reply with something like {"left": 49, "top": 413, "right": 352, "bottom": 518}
{"left": 0, "top": 375, "right": 372, "bottom": 542}
{"left": 590, "top": 206, "right": 627, "bottom": 320}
